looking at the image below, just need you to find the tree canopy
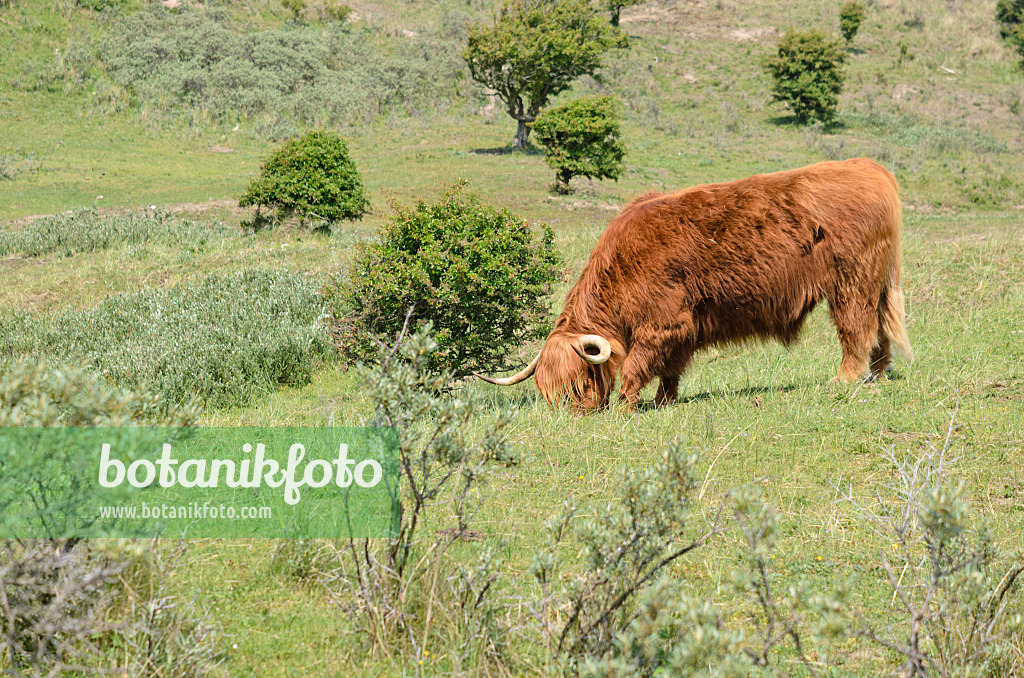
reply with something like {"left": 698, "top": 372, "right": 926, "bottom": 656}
{"left": 463, "top": 0, "right": 627, "bottom": 148}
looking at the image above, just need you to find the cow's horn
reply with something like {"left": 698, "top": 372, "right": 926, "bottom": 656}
{"left": 572, "top": 335, "right": 612, "bottom": 365}
{"left": 473, "top": 353, "right": 540, "bottom": 386}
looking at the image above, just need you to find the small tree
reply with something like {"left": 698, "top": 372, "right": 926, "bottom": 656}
{"left": 602, "top": 0, "right": 645, "bottom": 27}
{"left": 238, "top": 130, "right": 369, "bottom": 228}
{"left": 531, "top": 95, "right": 626, "bottom": 193}
{"left": 463, "top": 0, "right": 627, "bottom": 148}
{"left": 764, "top": 30, "right": 847, "bottom": 124}
{"left": 280, "top": 0, "right": 306, "bottom": 21}
{"left": 327, "top": 182, "right": 562, "bottom": 378}
{"left": 996, "top": 0, "right": 1024, "bottom": 63}
{"left": 839, "top": 1, "right": 867, "bottom": 43}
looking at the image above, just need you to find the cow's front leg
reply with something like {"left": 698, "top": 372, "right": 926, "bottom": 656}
{"left": 618, "top": 345, "right": 659, "bottom": 409}
{"left": 653, "top": 345, "right": 692, "bottom": 407}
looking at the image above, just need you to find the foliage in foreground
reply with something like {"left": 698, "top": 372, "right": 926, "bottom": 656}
{"left": 328, "top": 183, "right": 562, "bottom": 379}
{"left": 0, "top": 357, "right": 213, "bottom": 677}
{"left": 239, "top": 130, "right": 369, "bottom": 228}
{"left": 764, "top": 29, "right": 847, "bottom": 123}
{"left": 0, "top": 271, "right": 328, "bottom": 408}
{"left": 0, "top": 208, "right": 234, "bottom": 258}
{"left": 463, "top": 0, "right": 627, "bottom": 147}
{"left": 531, "top": 95, "right": 626, "bottom": 193}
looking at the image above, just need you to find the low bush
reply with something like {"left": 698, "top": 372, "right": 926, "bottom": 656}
{"left": 0, "top": 270, "right": 328, "bottom": 408}
{"left": 238, "top": 130, "right": 369, "bottom": 228}
{"left": 326, "top": 182, "right": 562, "bottom": 378}
{"left": 531, "top": 95, "right": 626, "bottom": 193}
{"left": 0, "top": 208, "right": 234, "bottom": 258}
{"left": 764, "top": 30, "right": 846, "bottom": 124}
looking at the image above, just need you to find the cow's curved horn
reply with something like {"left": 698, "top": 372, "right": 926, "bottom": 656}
{"left": 572, "top": 335, "right": 612, "bottom": 365}
{"left": 473, "top": 353, "right": 540, "bottom": 386}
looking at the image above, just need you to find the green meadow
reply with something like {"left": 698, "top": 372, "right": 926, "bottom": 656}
{"left": 1, "top": 0, "right": 1023, "bottom": 675}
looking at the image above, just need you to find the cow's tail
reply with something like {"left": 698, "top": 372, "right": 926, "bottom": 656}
{"left": 881, "top": 236, "right": 913, "bottom": 361}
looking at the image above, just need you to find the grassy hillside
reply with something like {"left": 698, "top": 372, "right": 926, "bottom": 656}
{"left": 1, "top": 0, "right": 1023, "bottom": 675}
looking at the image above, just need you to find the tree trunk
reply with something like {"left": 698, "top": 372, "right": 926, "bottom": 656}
{"left": 611, "top": 8, "right": 621, "bottom": 27}
{"left": 512, "top": 119, "right": 531, "bottom": 149}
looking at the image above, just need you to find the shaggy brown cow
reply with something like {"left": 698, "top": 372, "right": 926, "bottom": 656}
{"left": 475, "top": 158, "right": 912, "bottom": 412}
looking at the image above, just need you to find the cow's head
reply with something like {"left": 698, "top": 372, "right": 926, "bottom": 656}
{"left": 474, "top": 333, "right": 621, "bottom": 413}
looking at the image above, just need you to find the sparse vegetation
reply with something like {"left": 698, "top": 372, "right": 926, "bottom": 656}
{"left": 238, "top": 130, "right": 369, "bottom": 228}
{"left": 0, "top": 208, "right": 234, "bottom": 257}
{"left": 463, "top": 0, "right": 627, "bottom": 147}
{"left": 328, "top": 183, "right": 562, "bottom": 378}
{"left": 764, "top": 29, "right": 847, "bottom": 123}
{"left": 531, "top": 95, "right": 626, "bottom": 193}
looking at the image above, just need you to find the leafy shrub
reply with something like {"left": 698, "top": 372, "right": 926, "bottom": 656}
{"left": 764, "top": 30, "right": 846, "bottom": 124}
{"left": 0, "top": 208, "right": 234, "bottom": 258}
{"left": 996, "top": 0, "right": 1024, "bottom": 62}
{"left": 280, "top": 0, "right": 306, "bottom": 21}
{"left": 239, "top": 131, "right": 369, "bottom": 228}
{"left": 0, "top": 271, "right": 328, "bottom": 408}
{"left": 322, "top": 0, "right": 352, "bottom": 23}
{"left": 0, "top": 153, "right": 37, "bottom": 181}
{"left": 531, "top": 95, "right": 626, "bottom": 193}
{"left": 327, "top": 183, "right": 562, "bottom": 378}
{"left": 839, "top": 1, "right": 866, "bottom": 43}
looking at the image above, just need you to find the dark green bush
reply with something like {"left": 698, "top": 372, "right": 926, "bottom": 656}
{"left": 0, "top": 208, "right": 234, "bottom": 258}
{"left": 0, "top": 271, "right": 328, "bottom": 408}
{"left": 327, "top": 183, "right": 562, "bottom": 378}
{"left": 996, "top": 0, "right": 1024, "bottom": 62}
{"left": 839, "top": 1, "right": 866, "bottom": 43}
{"left": 764, "top": 29, "right": 846, "bottom": 124}
{"left": 238, "top": 130, "right": 369, "bottom": 227}
{"left": 531, "top": 95, "right": 626, "bottom": 193}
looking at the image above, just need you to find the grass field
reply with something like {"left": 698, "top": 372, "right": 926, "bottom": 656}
{"left": 2, "top": 0, "right": 1023, "bottom": 675}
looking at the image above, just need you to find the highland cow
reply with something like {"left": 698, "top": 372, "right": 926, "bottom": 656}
{"left": 475, "top": 158, "right": 912, "bottom": 412}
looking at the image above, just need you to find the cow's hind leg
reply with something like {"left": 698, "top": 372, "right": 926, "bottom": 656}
{"left": 654, "top": 376, "right": 679, "bottom": 408}
{"left": 829, "top": 299, "right": 879, "bottom": 384}
{"left": 868, "top": 328, "right": 891, "bottom": 382}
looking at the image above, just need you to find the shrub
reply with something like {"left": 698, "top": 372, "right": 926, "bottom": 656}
{"left": 327, "top": 182, "right": 562, "bottom": 378}
{"left": 0, "top": 208, "right": 234, "bottom": 258}
{"left": 322, "top": 0, "right": 352, "bottom": 23}
{"left": 238, "top": 130, "right": 369, "bottom": 228}
{"left": 764, "top": 29, "right": 847, "bottom": 124}
{"left": 531, "top": 95, "right": 626, "bottom": 193}
{"left": 280, "top": 0, "right": 305, "bottom": 21}
{"left": 839, "top": 1, "right": 866, "bottom": 43}
{"left": 0, "top": 271, "right": 329, "bottom": 408}
{"left": 996, "top": 0, "right": 1024, "bottom": 62}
